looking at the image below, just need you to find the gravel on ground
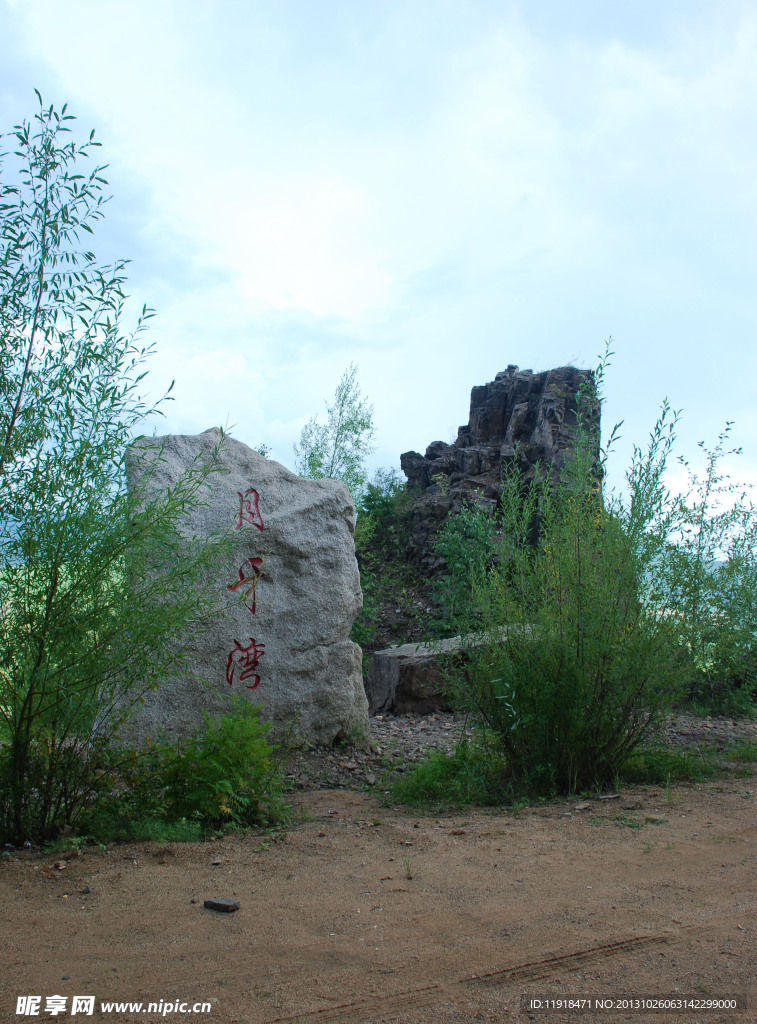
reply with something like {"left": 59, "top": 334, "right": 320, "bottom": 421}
{"left": 281, "top": 710, "right": 757, "bottom": 792}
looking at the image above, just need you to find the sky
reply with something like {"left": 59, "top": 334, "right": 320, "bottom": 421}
{"left": 1, "top": 0, "right": 756, "bottom": 500}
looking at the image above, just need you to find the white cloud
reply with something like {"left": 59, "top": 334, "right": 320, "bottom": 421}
{"left": 2, "top": 0, "right": 756, "bottom": 480}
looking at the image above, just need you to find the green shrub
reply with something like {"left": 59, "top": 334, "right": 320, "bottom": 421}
{"left": 452, "top": 490, "right": 685, "bottom": 797}
{"left": 437, "top": 348, "right": 756, "bottom": 799}
{"left": 358, "top": 467, "right": 407, "bottom": 528}
{"left": 391, "top": 738, "right": 509, "bottom": 808}
{"left": 351, "top": 467, "right": 416, "bottom": 650}
{"left": 432, "top": 501, "right": 496, "bottom": 627}
{"left": 619, "top": 746, "right": 717, "bottom": 786}
{"left": 156, "top": 698, "right": 285, "bottom": 829}
{"left": 83, "top": 698, "right": 287, "bottom": 843}
{"left": 729, "top": 741, "right": 757, "bottom": 763}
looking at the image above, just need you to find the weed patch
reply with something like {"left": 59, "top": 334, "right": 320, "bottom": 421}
{"left": 390, "top": 740, "right": 509, "bottom": 809}
{"left": 81, "top": 698, "right": 289, "bottom": 844}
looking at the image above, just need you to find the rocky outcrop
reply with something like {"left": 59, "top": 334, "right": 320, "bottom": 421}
{"left": 400, "top": 364, "right": 598, "bottom": 575}
{"left": 124, "top": 428, "right": 368, "bottom": 746}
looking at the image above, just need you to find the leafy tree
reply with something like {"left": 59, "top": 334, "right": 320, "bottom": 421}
{"left": 293, "top": 362, "right": 375, "bottom": 503}
{"left": 639, "top": 419, "right": 757, "bottom": 714}
{"left": 0, "top": 95, "right": 235, "bottom": 844}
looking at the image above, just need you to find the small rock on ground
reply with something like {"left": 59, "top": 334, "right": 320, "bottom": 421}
{"left": 203, "top": 898, "right": 240, "bottom": 913}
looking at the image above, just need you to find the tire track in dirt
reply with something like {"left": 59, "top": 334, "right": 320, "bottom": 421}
{"left": 263, "top": 933, "right": 670, "bottom": 1023}
{"left": 469, "top": 932, "right": 669, "bottom": 985}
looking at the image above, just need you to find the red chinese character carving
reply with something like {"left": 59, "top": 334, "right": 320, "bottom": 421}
{"left": 234, "top": 488, "right": 264, "bottom": 532}
{"left": 226, "top": 557, "right": 263, "bottom": 614}
{"left": 225, "top": 637, "right": 266, "bottom": 690}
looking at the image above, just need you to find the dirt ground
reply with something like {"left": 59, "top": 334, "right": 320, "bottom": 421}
{"left": 1, "top": 773, "right": 755, "bottom": 1023}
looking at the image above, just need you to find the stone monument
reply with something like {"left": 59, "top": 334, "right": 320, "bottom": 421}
{"left": 125, "top": 428, "right": 369, "bottom": 745}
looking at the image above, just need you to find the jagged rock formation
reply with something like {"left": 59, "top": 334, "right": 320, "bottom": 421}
{"left": 400, "top": 364, "right": 598, "bottom": 575}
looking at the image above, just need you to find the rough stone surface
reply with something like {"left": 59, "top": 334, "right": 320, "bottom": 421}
{"left": 366, "top": 639, "right": 465, "bottom": 714}
{"left": 125, "top": 427, "right": 368, "bottom": 746}
{"left": 400, "top": 364, "right": 598, "bottom": 575}
{"left": 366, "top": 630, "right": 513, "bottom": 714}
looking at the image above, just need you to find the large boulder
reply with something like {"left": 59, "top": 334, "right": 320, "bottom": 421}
{"left": 400, "top": 364, "right": 598, "bottom": 576}
{"left": 125, "top": 428, "right": 368, "bottom": 746}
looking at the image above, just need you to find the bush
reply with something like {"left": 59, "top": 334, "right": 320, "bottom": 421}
{"left": 438, "top": 350, "right": 756, "bottom": 800}
{"left": 452, "top": 483, "right": 685, "bottom": 797}
{"left": 351, "top": 467, "right": 415, "bottom": 650}
{"left": 83, "top": 698, "right": 287, "bottom": 843}
{"left": 432, "top": 500, "right": 496, "bottom": 627}
{"left": 391, "top": 738, "right": 509, "bottom": 808}
{"left": 156, "top": 698, "right": 286, "bottom": 829}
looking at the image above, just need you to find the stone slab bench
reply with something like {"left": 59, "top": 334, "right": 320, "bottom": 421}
{"left": 366, "top": 627, "right": 527, "bottom": 714}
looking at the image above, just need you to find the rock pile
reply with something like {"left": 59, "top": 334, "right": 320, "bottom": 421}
{"left": 283, "top": 711, "right": 475, "bottom": 790}
{"left": 279, "top": 710, "right": 757, "bottom": 792}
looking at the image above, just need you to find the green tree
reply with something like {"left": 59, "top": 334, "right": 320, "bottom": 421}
{"left": 638, "top": 419, "right": 757, "bottom": 714}
{"left": 293, "top": 362, "right": 375, "bottom": 503}
{"left": 0, "top": 95, "right": 235, "bottom": 844}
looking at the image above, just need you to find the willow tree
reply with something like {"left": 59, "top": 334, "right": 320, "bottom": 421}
{"left": 0, "top": 94, "right": 232, "bottom": 843}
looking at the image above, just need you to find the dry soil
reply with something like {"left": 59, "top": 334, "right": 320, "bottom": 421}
{"left": 1, "top": 719, "right": 756, "bottom": 1024}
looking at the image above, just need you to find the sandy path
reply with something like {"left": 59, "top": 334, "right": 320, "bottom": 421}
{"left": 1, "top": 775, "right": 755, "bottom": 1023}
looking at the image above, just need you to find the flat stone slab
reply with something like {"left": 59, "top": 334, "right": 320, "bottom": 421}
{"left": 203, "top": 898, "right": 240, "bottom": 913}
{"left": 366, "top": 629, "right": 518, "bottom": 714}
{"left": 366, "top": 638, "right": 464, "bottom": 714}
